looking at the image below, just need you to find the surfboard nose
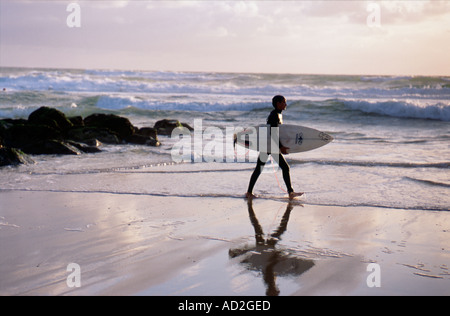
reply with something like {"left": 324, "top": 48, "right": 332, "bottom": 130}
{"left": 318, "top": 132, "right": 333, "bottom": 142}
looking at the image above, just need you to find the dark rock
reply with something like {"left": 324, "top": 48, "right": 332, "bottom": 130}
{"left": 0, "top": 120, "right": 82, "bottom": 155}
{"left": 2, "top": 124, "right": 62, "bottom": 150}
{"left": 0, "top": 125, "right": 4, "bottom": 147}
{"left": 154, "top": 119, "right": 183, "bottom": 136}
{"left": 83, "top": 139, "right": 102, "bottom": 147}
{"left": 126, "top": 134, "right": 160, "bottom": 147}
{"left": 154, "top": 119, "right": 193, "bottom": 136}
{"left": 129, "top": 126, "right": 160, "bottom": 146}
{"left": 0, "top": 147, "right": 34, "bottom": 167}
{"left": 28, "top": 107, "right": 73, "bottom": 133}
{"left": 68, "top": 116, "right": 84, "bottom": 127}
{"left": 2, "top": 108, "right": 167, "bottom": 157}
{"left": 84, "top": 113, "right": 135, "bottom": 140}
{"left": 1, "top": 118, "right": 29, "bottom": 128}
{"left": 66, "top": 127, "right": 120, "bottom": 144}
{"left": 1, "top": 119, "right": 25, "bottom": 143}
{"left": 21, "top": 140, "right": 81, "bottom": 155}
{"left": 67, "top": 141, "right": 102, "bottom": 153}
{"left": 135, "top": 127, "right": 158, "bottom": 140}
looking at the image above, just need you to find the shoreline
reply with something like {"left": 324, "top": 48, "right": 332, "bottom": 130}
{"left": 1, "top": 188, "right": 449, "bottom": 296}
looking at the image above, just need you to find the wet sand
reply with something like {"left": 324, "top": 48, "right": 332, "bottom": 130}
{"left": 1, "top": 186, "right": 449, "bottom": 296}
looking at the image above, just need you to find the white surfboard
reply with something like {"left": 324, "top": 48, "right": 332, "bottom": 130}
{"left": 234, "top": 124, "right": 333, "bottom": 154}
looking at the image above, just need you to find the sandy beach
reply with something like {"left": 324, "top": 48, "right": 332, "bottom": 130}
{"left": 1, "top": 167, "right": 449, "bottom": 296}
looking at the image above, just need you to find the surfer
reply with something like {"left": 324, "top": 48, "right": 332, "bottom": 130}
{"left": 245, "top": 95, "right": 304, "bottom": 200}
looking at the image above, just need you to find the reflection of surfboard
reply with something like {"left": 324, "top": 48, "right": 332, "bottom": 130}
{"left": 235, "top": 124, "right": 333, "bottom": 154}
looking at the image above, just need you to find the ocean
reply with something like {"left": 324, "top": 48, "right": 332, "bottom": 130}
{"left": 1, "top": 67, "right": 449, "bottom": 212}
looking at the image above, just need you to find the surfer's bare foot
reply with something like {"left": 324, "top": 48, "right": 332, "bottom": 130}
{"left": 245, "top": 192, "right": 257, "bottom": 200}
{"left": 289, "top": 192, "right": 304, "bottom": 200}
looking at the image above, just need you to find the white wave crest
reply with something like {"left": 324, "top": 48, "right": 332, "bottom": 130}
{"left": 343, "top": 99, "right": 450, "bottom": 121}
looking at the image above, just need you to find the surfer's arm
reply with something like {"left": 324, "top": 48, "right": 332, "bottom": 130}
{"left": 269, "top": 126, "right": 289, "bottom": 154}
{"left": 267, "top": 110, "right": 289, "bottom": 153}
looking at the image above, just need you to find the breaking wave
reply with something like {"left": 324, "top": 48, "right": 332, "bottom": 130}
{"left": 341, "top": 99, "right": 450, "bottom": 122}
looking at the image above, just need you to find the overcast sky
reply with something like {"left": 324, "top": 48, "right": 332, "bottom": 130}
{"left": 1, "top": 0, "right": 449, "bottom": 76}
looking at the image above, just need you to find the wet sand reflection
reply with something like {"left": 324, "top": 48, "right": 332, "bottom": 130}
{"left": 229, "top": 200, "right": 314, "bottom": 296}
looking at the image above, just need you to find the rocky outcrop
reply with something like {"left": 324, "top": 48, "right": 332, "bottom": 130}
{"left": 135, "top": 127, "right": 158, "bottom": 139}
{"left": 66, "top": 126, "right": 120, "bottom": 145}
{"left": 20, "top": 140, "right": 82, "bottom": 156}
{"left": 126, "top": 127, "right": 158, "bottom": 146}
{"left": 2, "top": 123, "right": 62, "bottom": 150}
{"left": 0, "top": 107, "right": 168, "bottom": 166}
{"left": 0, "top": 135, "right": 25, "bottom": 167}
{"left": 0, "top": 147, "right": 34, "bottom": 167}
{"left": 154, "top": 119, "right": 193, "bottom": 136}
{"left": 84, "top": 113, "right": 135, "bottom": 141}
{"left": 28, "top": 106, "right": 73, "bottom": 134}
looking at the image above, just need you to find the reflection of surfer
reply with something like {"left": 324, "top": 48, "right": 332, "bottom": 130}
{"left": 245, "top": 95, "right": 303, "bottom": 200}
{"left": 229, "top": 200, "right": 314, "bottom": 296}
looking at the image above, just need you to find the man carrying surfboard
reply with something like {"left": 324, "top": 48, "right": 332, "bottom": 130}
{"left": 245, "top": 95, "right": 304, "bottom": 200}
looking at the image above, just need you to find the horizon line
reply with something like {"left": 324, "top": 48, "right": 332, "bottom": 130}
{"left": 1, "top": 64, "right": 449, "bottom": 78}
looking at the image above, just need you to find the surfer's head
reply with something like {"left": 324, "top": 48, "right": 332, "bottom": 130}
{"left": 272, "top": 95, "right": 286, "bottom": 111}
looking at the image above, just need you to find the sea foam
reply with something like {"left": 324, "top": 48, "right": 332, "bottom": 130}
{"left": 342, "top": 99, "right": 450, "bottom": 121}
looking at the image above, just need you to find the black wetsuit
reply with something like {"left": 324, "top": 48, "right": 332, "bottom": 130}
{"left": 247, "top": 108, "right": 293, "bottom": 194}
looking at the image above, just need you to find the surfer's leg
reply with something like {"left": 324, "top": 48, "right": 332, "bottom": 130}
{"left": 277, "top": 154, "right": 294, "bottom": 194}
{"left": 247, "top": 154, "right": 268, "bottom": 195}
{"left": 277, "top": 154, "right": 304, "bottom": 199}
